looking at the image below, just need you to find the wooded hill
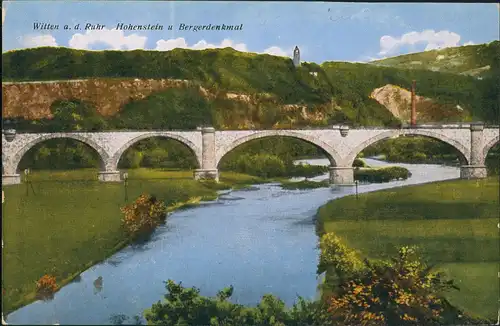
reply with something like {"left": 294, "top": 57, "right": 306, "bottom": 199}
{"left": 2, "top": 44, "right": 498, "bottom": 132}
{"left": 370, "top": 41, "right": 499, "bottom": 77}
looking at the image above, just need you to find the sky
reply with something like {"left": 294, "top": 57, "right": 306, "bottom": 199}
{"left": 2, "top": 1, "right": 499, "bottom": 63}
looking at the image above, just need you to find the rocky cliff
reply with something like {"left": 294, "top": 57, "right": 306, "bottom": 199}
{"left": 1, "top": 78, "right": 191, "bottom": 119}
{"left": 370, "top": 84, "right": 468, "bottom": 122}
{"left": 2, "top": 78, "right": 469, "bottom": 125}
{"left": 1, "top": 78, "right": 343, "bottom": 128}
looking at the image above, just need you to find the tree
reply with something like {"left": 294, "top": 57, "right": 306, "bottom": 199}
{"left": 49, "top": 99, "right": 107, "bottom": 131}
{"left": 121, "top": 194, "right": 167, "bottom": 240}
{"left": 144, "top": 280, "right": 329, "bottom": 326}
{"left": 321, "top": 243, "right": 463, "bottom": 326}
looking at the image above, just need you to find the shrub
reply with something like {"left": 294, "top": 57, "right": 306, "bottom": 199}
{"left": 290, "top": 163, "right": 329, "bottom": 178}
{"left": 352, "top": 158, "right": 367, "bottom": 168}
{"left": 223, "top": 153, "right": 328, "bottom": 179}
{"left": 318, "top": 233, "right": 363, "bottom": 278}
{"left": 142, "top": 245, "right": 480, "bottom": 326}
{"left": 281, "top": 180, "right": 330, "bottom": 190}
{"left": 324, "top": 246, "right": 461, "bottom": 326}
{"left": 121, "top": 194, "right": 167, "bottom": 239}
{"left": 413, "top": 152, "right": 428, "bottom": 162}
{"left": 355, "top": 166, "right": 411, "bottom": 183}
{"left": 225, "top": 153, "right": 287, "bottom": 178}
{"left": 144, "top": 280, "right": 330, "bottom": 326}
{"left": 141, "top": 243, "right": 489, "bottom": 326}
{"left": 35, "top": 274, "right": 57, "bottom": 300}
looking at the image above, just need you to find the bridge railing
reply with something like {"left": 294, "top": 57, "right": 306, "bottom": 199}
{"left": 2, "top": 124, "right": 498, "bottom": 134}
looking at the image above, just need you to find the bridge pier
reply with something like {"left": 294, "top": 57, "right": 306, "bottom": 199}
{"left": 2, "top": 174, "right": 21, "bottom": 185}
{"left": 98, "top": 171, "right": 122, "bottom": 182}
{"left": 194, "top": 127, "right": 219, "bottom": 182}
{"left": 460, "top": 165, "right": 488, "bottom": 179}
{"left": 194, "top": 169, "right": 219, "bottom": 182}
{"left": 460, "top": 123, "right": 488, "bottom": 180}
{"left": 329, "top": 166, "right": 354, "bottom": 185}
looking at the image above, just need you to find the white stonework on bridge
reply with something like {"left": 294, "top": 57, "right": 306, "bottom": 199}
{"left": 2, "top": 124, "right": 498, "bottom": 186}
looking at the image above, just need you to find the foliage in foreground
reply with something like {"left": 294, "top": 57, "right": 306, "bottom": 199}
{"left": 144, "top": 280, "right": 329, "bottom": 326}
{"left": 317, "top": 234, "right": 494, "bottom": 326}
{"left": 143, "top": 238, "right": 491, "bottom": 326}
{"left": 320, "top": 236, "right": 449, "bottom": 325}
{"left": 121, "top": 194, "right": 167, "bottom": 240}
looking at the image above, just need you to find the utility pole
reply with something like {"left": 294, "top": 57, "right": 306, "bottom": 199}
{"left": 410, "top": 80, "right": 417, "bottom": 127}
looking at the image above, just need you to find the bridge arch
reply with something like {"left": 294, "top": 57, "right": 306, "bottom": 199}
{"left": 344, "top": 129, "right": 471, "bottom": 166}
{"left": 482, "top": 135, "right": 499, "bottom": 164}
{"left": 111, "top": 132, "right": 202, "bottom": 170}
{"left": 215, "top": 130, "right": 342, "bottom": 168}
{"left": 8, "top": 134, "right": 109, "bottom": 174}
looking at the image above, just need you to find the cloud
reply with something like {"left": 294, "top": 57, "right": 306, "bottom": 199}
{"left": 262, "top": 46, "right": 289, "bottom": 57}
{"left": 367, "top": 56, "right": 387, "bottom": 62}
{"left": 18, "top": 27, "right": 291, "bottom": 59}
{"left": 69, "top": 28, "right": 147, "bottom": 50}
{"left": 379, "top": 30, "right": 462, "bottom": 55}
{"left": 155, "top": 37, "right": 248, "bottom": 52}
{"left": 155, "top": 36, "right": 291, "bottom": 57}
{"left": 463, "top": 41, "right": 475, "bottom": 46}
{"left": 2, "top": 6, "right": 5, "bottom": 25}
{"left": 18, "top": 34, "right": 58, "bottom": 47}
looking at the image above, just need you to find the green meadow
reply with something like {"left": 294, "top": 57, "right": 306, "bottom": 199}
{"left": 316, "top": 177, "right": 499, "bottom": 320}
{"left": 1, "top": 168, "right": 264, "bottom": 314}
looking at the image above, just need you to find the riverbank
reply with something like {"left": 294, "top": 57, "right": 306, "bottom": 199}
{"left": 316, "top": 177, "right": 499, "bottom": 320}
{"left": 1, "top": 168, "right": 277, "bottom": 314}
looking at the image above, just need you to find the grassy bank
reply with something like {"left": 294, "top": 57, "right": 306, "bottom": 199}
{"left": 316, "top": 177, "right": 499, "bottom": 320}
{"left": 1, "top": 168, "right": 267, "bottom": 314}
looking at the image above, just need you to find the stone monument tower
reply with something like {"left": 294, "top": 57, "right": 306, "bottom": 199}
{"left": 292, "top": 46, "right": 300, "bottom": 67}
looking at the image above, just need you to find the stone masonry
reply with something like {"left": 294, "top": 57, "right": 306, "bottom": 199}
{"left": 2, "top": 124, "right": 498, "bottom": 186}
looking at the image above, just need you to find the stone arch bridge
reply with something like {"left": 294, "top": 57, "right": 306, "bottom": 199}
{"left": 2, "top": 124, "right": 498, "bottom": 185}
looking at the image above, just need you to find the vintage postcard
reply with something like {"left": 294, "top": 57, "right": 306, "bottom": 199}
{"left": 1, "top": 1, "right": 499, "bottom": 325}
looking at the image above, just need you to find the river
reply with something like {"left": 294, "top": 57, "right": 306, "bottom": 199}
{"left": 5, "top": 158, "right": 461, "bottom": 325}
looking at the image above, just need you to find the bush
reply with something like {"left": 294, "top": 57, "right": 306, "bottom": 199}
{"left": 144, "top": 279, "right": 330, "bottom": 326}
{"left": 355, "top": 166, "right": 411, "bottom": 183}
{"left": 224, "top": 153, "right": 287, "bottom": 178}
{"left": 413, "top": 152, "right": 428, "bottom": 162}
{"left": 121, "top": 194, "right": 167, "bottom": 239}
{"left": 222, "top": 153, "right": 329, "bottom": 179}
{"left": 363, "top": 136, "right": 462, "bottom": 164}
{"left": 352, "top": 158, "right": 367, "bottom": 168}
{"left": 142, "top": 245, "right": 487, "bottom": 326}
{"left": 318, "top": 233, "right": 363, "bottom": 278}
{"left": 324, "top": 246, "right": 461, "bottom": 326}
{"left": 142, "top": 148, "right": 170, "bottom": 168}
{"left": 290, "top": 163, "right": 329, "bottom": 178}
{"left": 35, "top": 274, "right": 57, "bottom": 300}
{"left": 280, "top": 180, "right": 330, "bottom": 190}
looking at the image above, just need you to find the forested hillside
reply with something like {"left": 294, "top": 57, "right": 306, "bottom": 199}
{"left": 2, "top": 45, "right": 499, "bottom": 133}
{"left": 371, "top": 40, "right": 499, "bottom": 77}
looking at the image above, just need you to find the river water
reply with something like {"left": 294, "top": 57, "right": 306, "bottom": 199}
{"left": 5, "top": 158, "right": 460, "bottom": 325}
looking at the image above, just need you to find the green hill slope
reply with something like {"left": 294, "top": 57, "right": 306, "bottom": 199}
{"left": 370, "top": 41, "right": 500, "bottom": 77}
{"left": 2, "top": 45, "right": 498, "bottom": 131}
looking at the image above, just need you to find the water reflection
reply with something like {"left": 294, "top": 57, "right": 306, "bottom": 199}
{"left": 6, "top": 159, "right": 460, "bottom": 325}
{"left": 93, "top": 277, "right": 103, "bottom": 295}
